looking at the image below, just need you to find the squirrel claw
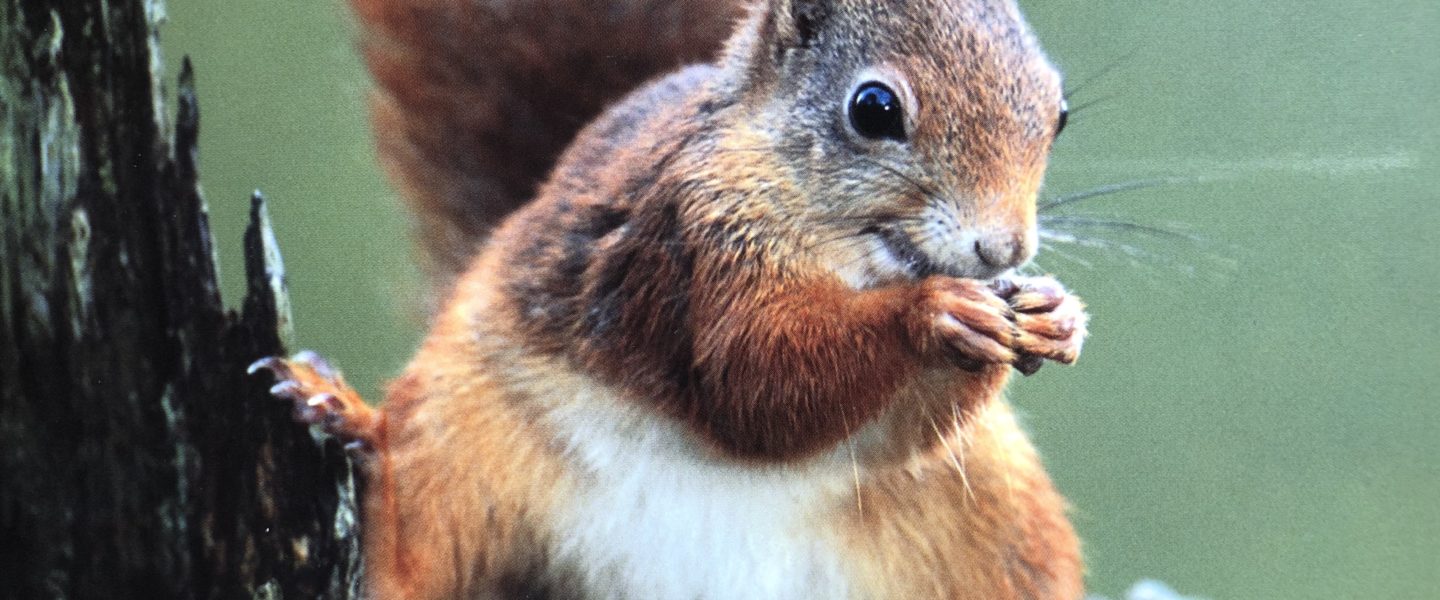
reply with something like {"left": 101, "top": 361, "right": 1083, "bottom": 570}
{"left": 247, "top": 356, "right": 286, "bottom": 377}
{"left": 269, "top": 380, "right": 302, "bottom": 399}
{"left": 291, "top": 350, "right": 338, "bottom": 378}
{"left": 248, "top": 351, "right": 378, "bottom": 447}
{"left": 307, "top": 393, "right": 341, "bottom": 409}
{"left": 1014, "top": 354, "right": 1046, "bottom": 377}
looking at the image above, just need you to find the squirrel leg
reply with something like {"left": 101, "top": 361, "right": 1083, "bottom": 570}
{"left": 689, "top": 277, "right": 1034, "bottom": 458}
{"left": 249, "top": 351, "right": 381, "bottom": 452}
{"left": 249, "top": 353, "right": 424, "bottom": 597}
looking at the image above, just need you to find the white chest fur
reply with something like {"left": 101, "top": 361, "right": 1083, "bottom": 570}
{"left": 542, "top": 383, "right": 859, "bottom": 600}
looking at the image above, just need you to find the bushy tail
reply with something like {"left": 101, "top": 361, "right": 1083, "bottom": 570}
{"left": 350, "top": 0, "right": 746, "bottom": 283}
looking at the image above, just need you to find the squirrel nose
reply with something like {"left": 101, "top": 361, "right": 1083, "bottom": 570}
{"left": 974, "top": 233, "right": 1028, "bottom": 270}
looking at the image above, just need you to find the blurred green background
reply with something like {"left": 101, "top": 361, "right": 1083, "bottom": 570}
{"left": 162, "top": 1, "right": 1439, "bottom": 598}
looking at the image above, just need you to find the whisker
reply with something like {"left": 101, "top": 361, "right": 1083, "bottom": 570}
{"left": 804, "top": 217, "right": 918, "bottom": 252}
{"left": 1039, "top": 215, "right": 1200, "bottom": 241}
{"left": 707, "top": 143, "right": 811, "bottom": 157}
{"left": 1039, "top": 178, "right": 1179, "bottom": 212}
{"left": 809, "top": 212, "right": 925, "bottom": 252}
{"left": 949, "top": 406, "right": 980, "bottom": 504}
{"left": 1036, "top": 241, "right": 1095, "bottom": 270}
{"left": 858, "top": 157, "right": 940, "bottom": 199}
{"left": 1066, "top": 95, "right": 1116, "bottom": 117}
{"left": 1062, "top": 95, "right": 1122, "bottom": 127}
{"left": 832, "top": 226, "right": 926, "bottom": 272}
{"left": 1063, "top": 47, "right": 1140, "bottom": 102}
{"left": 930, "top": 416, "right": 976, "bottom": 506}
{"left": 806, "top": 232, "right": 873, "bottom": 254}
{"left": 1040, "top": 228, "right": 1145, "bottom": 255}
{"left": 841, "top": 408, "right": 864, "bottom": 517}
{"left": 814, "top": 212, "right": 920, "bottom": 227}
{"left": 1017, "top": 260, "right": 1049, "bottom": 277}
{"left": 1041, "top": 227, "right": 1206, "bottom": 276}
{"left": 832, "top": 243, "right": 883, "bottom": 271}
{"left": 808, "top": 235, "right": 878, "bottom": 254}
{"left": 893, "top": 228, "right": 947, "bottom": 274}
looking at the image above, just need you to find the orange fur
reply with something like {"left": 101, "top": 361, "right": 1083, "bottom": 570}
{"left": 839, "top": 399, "right": 1082, "bottom": 599}
{"left": 264, "top": 0, "right": 1091, "bottom": 597}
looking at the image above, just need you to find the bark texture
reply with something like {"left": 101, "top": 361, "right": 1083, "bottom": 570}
{"left": 0, "top": 0, "right": 362, "bottom": 597}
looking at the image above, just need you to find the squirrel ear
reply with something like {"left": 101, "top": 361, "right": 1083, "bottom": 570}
{"left": 763, "top": 0, "right": 830, "bottom": 54}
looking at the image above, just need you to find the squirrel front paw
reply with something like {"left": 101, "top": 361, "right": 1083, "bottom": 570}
{"left": 911, "top": 277, "right": 1022, "bottom": 372}
{"left": 992, "top": 276, "right": 1088, "bottom": 375}
{"left": 248, "top": 351, "right": 378, "bottom": 451}
{"left": 910, "top": 276, "right": 1087, "bottom": 376}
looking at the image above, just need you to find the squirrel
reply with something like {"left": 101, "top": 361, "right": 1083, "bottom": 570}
{"left": 251, "top": 0, "right": 1089, "bottom": 597}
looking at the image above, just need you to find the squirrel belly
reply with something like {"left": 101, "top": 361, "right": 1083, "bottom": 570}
{"left": 370, "top": 254, "right": 1081, "bottom": 599}
{"left": 258, "top": 0, "right": 1091, "bottom": 597}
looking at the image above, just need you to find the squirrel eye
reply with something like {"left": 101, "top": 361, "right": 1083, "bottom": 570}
{"left": 1055, "top": 99, "right": 1070, "bottom": 137}
{"left": 849, "top": 82, "right": 906, "bottom": 141}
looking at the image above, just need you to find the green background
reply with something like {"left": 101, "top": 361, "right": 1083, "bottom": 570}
{"left": 163, "top": 1, "right": 1439, "bottom": 598}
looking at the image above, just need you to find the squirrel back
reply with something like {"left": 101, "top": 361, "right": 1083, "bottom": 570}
{"left": 351, "top": 0, "right": 748, "bottom": 285}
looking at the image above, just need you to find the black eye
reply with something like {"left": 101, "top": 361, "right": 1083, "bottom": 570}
{"left": 849, "top": 82, "right": 906, "bottom": 141}
{"left": 1055, "top": 99, "right": 1069, "bottom": 137}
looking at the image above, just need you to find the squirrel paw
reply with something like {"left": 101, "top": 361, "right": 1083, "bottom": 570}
{"left": 248, "top": 351, "right": 378, "bottom": 451}
{"left": 914, "top": 277, "right": 1023, "bottom": 372}
{"left": 992, "top": 276, "right": 1088, "bottom": 375}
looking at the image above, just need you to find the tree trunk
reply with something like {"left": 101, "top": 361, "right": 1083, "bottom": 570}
{"left": 0, "top": 0, "right": 363, "bottom": 597}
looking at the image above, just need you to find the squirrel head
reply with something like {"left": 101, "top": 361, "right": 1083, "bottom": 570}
{"left": 717, "top": 0, "right": 1065, "bottom": 286}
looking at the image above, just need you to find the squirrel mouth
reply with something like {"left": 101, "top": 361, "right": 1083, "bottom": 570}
{"left": 867, "top": 227, "right": 1010, "bottom": 281}
{"left": 869, "top": 227, "right": 951, "bottom": 279}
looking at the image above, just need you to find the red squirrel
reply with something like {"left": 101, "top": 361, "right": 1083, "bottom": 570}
{"left": 252, "top": 0, "right": 1089, "bottom": 597}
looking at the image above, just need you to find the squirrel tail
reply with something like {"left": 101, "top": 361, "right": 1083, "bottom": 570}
{"left": 350, "top": 0, "right": 746, "bottom": 284}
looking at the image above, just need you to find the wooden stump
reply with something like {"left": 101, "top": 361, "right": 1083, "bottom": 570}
{"left": 0, "top": 0, "right": 363, "bottom": 597}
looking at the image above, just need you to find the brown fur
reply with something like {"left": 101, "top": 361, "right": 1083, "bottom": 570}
{"left": 351, "top": 0, "right": 748, "bottom": 285}
{"left": 267, "top": 0, "right": 1088, "bottom": 597}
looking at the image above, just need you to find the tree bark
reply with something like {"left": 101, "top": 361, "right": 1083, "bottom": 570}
{"left": 0, "top": 0, "right": 362, "bottom": 598}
